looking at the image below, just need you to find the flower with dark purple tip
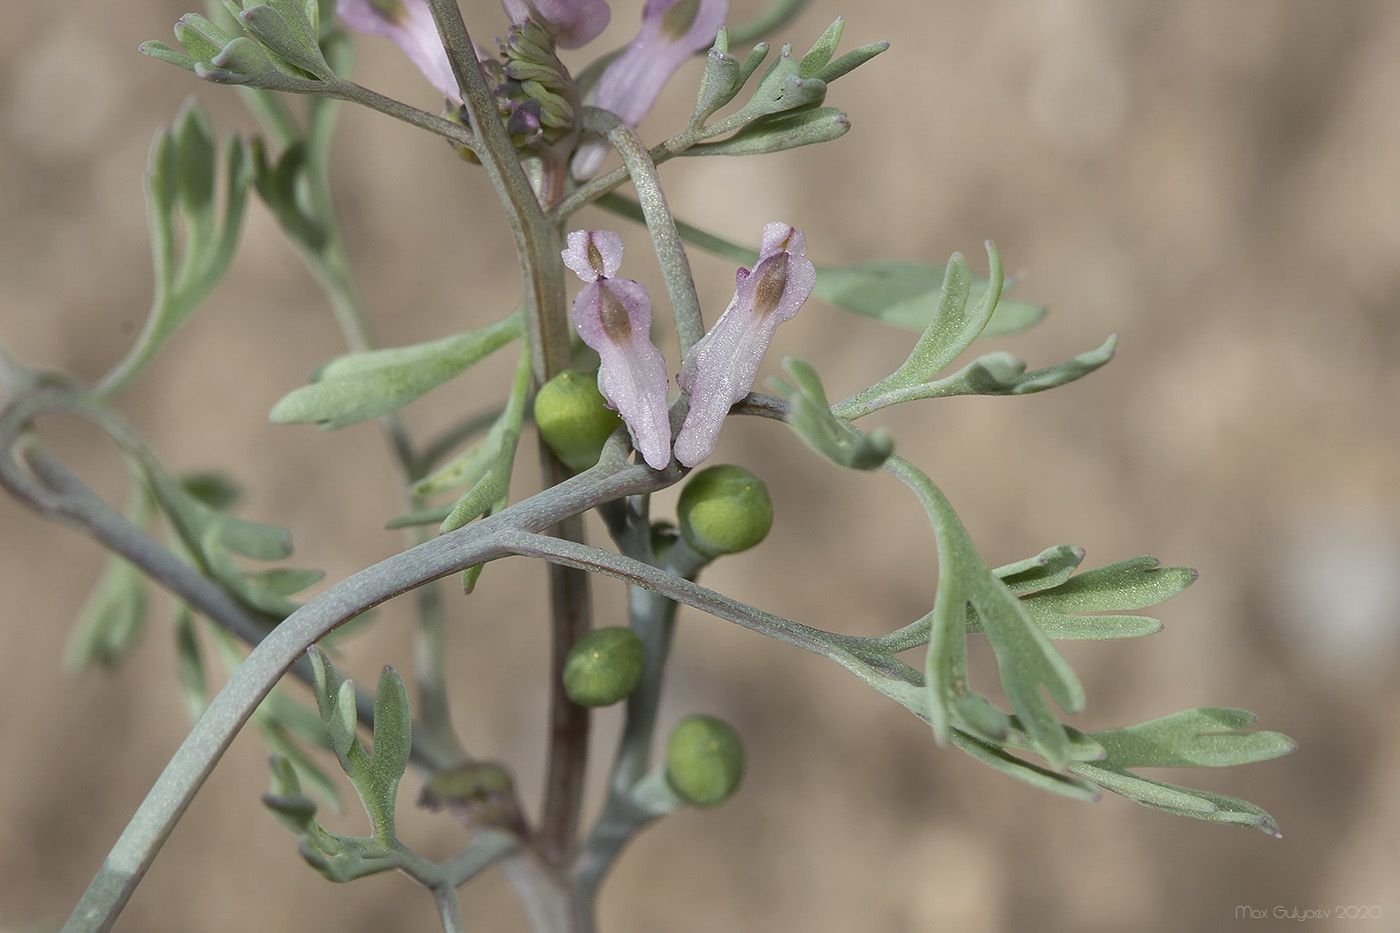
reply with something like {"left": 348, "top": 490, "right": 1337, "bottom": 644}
{"left": 337, "top": 0, "right": 461, "bottom": 104}
{"left": 572, "top": 0, "right": 728, "bottom": 177}
{"left": 564, "top": 231, "right": 674, "bottom": 470}
{"left": 673, "top": 222, "right": 815, "bottom": 467}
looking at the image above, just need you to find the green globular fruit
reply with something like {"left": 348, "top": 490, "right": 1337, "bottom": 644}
{"left": 534, "top": 370, "right": 622, "bottom": 472}
{"left": 676, "top": 465, "right": 774, "bottom": 558}
{"left": 563, "top": 627, "right": 645, "bottom": 707}
{"left": 665, "top": 715, "right": 745, "bottom": 807}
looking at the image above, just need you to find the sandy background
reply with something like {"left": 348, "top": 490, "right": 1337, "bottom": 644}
{"left": 3, "top": 1, "right": 1398, "bottom": 931}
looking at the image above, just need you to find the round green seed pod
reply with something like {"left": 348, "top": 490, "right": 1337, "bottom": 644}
{"left": 676, "top": 465, "right": 774, "bottom": 558}
{"left": 534, "top": 370, "right": 622, "bottom": 472}
{"left": 563, "top": 627, "right": 645, "bottom": 707}
{"left": 665, "top": 715, "right": 745, "bottom": 808}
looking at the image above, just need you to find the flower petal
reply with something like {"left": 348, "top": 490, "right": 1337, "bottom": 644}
{"left": 571, "top": 0, "right": 728, "bottom": 177}
{"left": 337, "top": 0, "right": 461, "bottom": 104}
{"left": 501, "top": 0, "right": 611, "bottom": 49}
{"left": 562, "top": 229, "right": 625, "bottom": 282}
{"left": 674, "top": 222, "right": 815, "bottom": 467}
{"left": 570, "top": 278, "right": 673, "bottom": 469}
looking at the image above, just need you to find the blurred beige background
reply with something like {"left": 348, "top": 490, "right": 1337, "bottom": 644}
{"left": 3, "top": 1, "right": 1398, "bottom": 931}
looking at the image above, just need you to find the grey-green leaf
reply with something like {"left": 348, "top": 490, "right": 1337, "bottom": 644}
{"left": 811, "top": 40, "right": 889, "bottom": 84}
{"left": 1000, "top": 554, "right": 1195, "bottom": 641}
{"left": 798, "top": 18, "right": 844, "bottom": 76}
{"left": 173, "top": 606, "right": 209, "bottom": 722}
{"left": 65, "top": 555, "right": 149, "bottom": 671}
{"left": 812, "top": 259, "right": 1042, "bottom": 336}
{"left": 231, "top": 1, "right": 331, "bottom": 79}
{"left": 99, "top": 106, "right": 254, "bottom": 397}
{"left": 952, "top": 732, "right": 1101, "bottom": 802}
{"left": 691, "top": 29, "right": 743, "bottom": 126}
{"left": 270, "top": 313, "right": 522, "bottom": 429}
{"left": 687, "top": 106, "right": 849, "bottom": 156}
{"left": 993, "top": 545, "right": 1086, "bottom": 595}
{"left": 770, "top": 356, "right": 892, "bottom": 470}
{"left": 1070, "top": 761, "right": 1284, "bottom": 836}
{"left": 890, "top": 457, "right": 1083, "bottom": 767}
{"left": 258, "top": 720, "right": 343, "bottom": 810}
{"left": 928, "top": 335, "right": 1118, "bottom": 399}
{"left": 1024, "top": 555, "right": 1197, "bottom": 614}
{"left": 368, "top": 667, "right": 412, "bottom": 790}
{"left": 1092, "top": 708, "right": 1297, "bottom": 769}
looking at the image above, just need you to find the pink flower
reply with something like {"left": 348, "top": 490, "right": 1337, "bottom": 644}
{"left": 674, "top": 222, "right": 815, "bottom": 467}
{"left": 572, "top": 0, "right": 728, "bottom": 177}
{"left": 337, "top": 0, "right": 461, "bottom": 104}
{"left": 501, "top": 0, "right": 611, "bottom": 48}
{"left": 564, "top": 231, "right": 674, "bottom": 470}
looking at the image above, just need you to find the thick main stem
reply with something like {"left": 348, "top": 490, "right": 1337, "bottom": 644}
{"left": 423, "top": 1, "right": 597, "bottom": 880}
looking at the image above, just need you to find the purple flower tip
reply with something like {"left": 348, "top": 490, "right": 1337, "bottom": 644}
{"left": 673, "top": 222, "right": 815, "bottom": 467}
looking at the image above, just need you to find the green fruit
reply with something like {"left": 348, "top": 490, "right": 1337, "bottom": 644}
{"left": 534, "top": 370, "right": 622, "bottom": 472}
{"left": 563, "top": 627, "right": 645, "bottom": 707}
{"left": 665, "top": 715, "right": 745, "bottom": 807}
{"left": 676, "top": 465, "right": 773, "bottom": 558}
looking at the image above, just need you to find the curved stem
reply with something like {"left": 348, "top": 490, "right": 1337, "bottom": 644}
{"left": 432, "top": 884, "right": 467, "bottom": 933}
{"left": 551, "top": 132, "right": 696, "bottom": 223}
{"left": 323, "top": 78, "right": 477, "bottom": 152}
{"left": 422, "top": 0, "right": 572, "bottom": 384}
{"left": 55, "top": 439, "right": 680, "bottom": 932}
{"left": 578, "top": 108, "right": 705, "bottom": 356}
{"left": 495, "top": 531, "right": 907, "bottom": 695}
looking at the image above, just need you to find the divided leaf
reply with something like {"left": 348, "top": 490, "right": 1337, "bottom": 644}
{"left": 769, "top": 356, "right": 892, "bottom": 470}
{"left": 306, "top": 648, "right": 412, "bottom": 836}
{"left": 993, "top": 544, "right": 1086, "bottom": 595}
{"left": 888, "top": 457, "right": 1084, "bottom": 768}
{"left": 1070, "top": 709, "right": 1295, "bottom": 836}
{"left": 1011, "top": 555, "right": 1197, "bottom": 640}
{"left": 813, "top": 260, "right": 1042, "bottom": 337}
{"left": 100, "top": 103, "right": 254, "bottom": 395}
{"left": 922, "top": 336, "right": 1118, "bottom": 400}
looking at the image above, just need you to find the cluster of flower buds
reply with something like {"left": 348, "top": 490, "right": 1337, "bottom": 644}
{"left": 337, "top": 0, "right": 725, "bottom": 163}
{"left": 565, "top": 223, "right": 815, "bottom": 470}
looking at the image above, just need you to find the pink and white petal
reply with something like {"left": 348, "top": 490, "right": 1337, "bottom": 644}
{"left": 570, "top": 278, "right": 673, "bottom": 469}
{"left": 501, "top": 0, "right": 611, "bottom": 48}
{"left": 337, "top": 0, "right": 461, "bottom": 103}
{"left": 572, "top": 0, "right": 727, "bottom": 177}
{"left": 673, "top": 226, "right": 815, "bottom": 467}
{"left": 562, "top": 229, "right": 625, "bottom": 282}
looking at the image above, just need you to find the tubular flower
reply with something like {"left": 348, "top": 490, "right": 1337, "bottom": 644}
{"left": 572, "top": 0, "right": 728, "bottom": 177}
{"left": 501, "top": 0, "right": 611, "bottom": 48}
{"left": 336, "top": 0, "right": 461, "bottom": 104}
{"left": 673, "top": 222, "right": 816, "bottom": 468}
{"left": 564, "top": 231, "right": 674, "bottom": 470}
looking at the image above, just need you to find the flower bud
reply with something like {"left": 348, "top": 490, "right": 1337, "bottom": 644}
{"left": 534, "top": 369, "right": 623, "bottom": 472}
{"left": 665, "top": 714, "right": 745, "bottom": 807}
{"left": 676, "top": 464, "right": 773, "bottom": 558}
{"left": 563, "top": 626, "right": 646, "bottom": 707}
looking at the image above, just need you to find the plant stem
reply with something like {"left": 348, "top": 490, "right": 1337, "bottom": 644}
{"left": 53, "top": 433, "right": 678, "bottom": 932}
{"left": 538, "top": 506, "right": 594, "bottom": 869}
{"left": 0, "top": 385, "right": 462, "bottom": 771}
{"left": 325, "top": 79, "right": 477, "bottom": 152}
{"left": 432, "top": 885, "right": 467, "bottom": 933}
{"left": 579, "top": 109, "right": 705, "bottom": 356}
{"left": 501, "top": 851, "right": 577, "bottom": 933}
